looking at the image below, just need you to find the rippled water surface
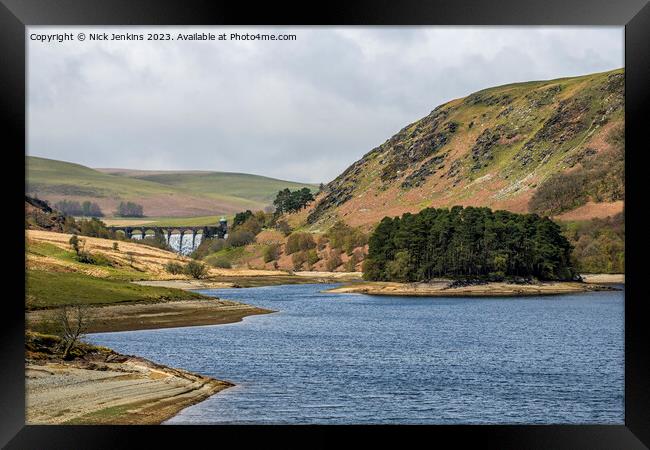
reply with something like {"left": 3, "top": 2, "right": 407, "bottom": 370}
{"left": 88, "top": 284, "right": 624, "bottom": 424}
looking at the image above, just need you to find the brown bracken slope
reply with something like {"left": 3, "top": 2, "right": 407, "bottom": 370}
{"left": 305, "top": 69, "right": 624, "bottom": 230}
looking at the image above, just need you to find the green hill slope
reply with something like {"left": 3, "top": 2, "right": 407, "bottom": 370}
{"left": 26, "top": 157, "right": 316, "bottom": 217}
{"left": 305, "top": 68, "right": 624, "bottom": 229}
{"left": 100, "top": 169, "right": 315, "bottom": 205}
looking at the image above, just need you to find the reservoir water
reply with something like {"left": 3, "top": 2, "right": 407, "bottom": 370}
{"left": 87, "top": 284, "right": 624, "bottom": 424}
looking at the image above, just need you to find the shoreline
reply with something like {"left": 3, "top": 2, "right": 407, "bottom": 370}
{"left": 25, "top": 269, "right": 623, "bottom": 425}
{"left": 27, "top": 297, "right": 274, "bottom": 334}
{"left": 23, "top": 230, "right": 358, "bottom": 425}
{"left": 580, "top": 273, "right": 625, "bottom": 285}
{"left": 26, "top": 296, "right": 272, "bottom": 425}
{"left": 132, "top": 271, "right": 363, "bottom": 290}
{"left": 26, "top": 340, "right": 234, "bottom": 425}
{"left": 326, "top": 279, "right": 621, "bottom": 297}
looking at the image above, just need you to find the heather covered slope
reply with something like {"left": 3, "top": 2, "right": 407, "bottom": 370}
{"left": 306, "top": 69, "right": 624, "bottom": 229}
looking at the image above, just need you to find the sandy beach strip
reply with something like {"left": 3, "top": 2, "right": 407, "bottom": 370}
{"left": 326, "top": 280, "right": 618, "bottom": 297}
{"left": 134, "top": 271, "right": 363, "bottom": 290}
{"left": 580, "top": 274, "right": 624, "bottom": 284}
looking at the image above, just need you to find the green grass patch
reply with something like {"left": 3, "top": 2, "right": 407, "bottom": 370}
{"left": 26, "top": 241, "right": 156, "bottom": 282}
{"left": 27, "top": 242, "right": 78, "bottom": 262}
{"left": 26, "top": 270, "right": 204, "bottom": 309}
{"left": 146, "top": 215, "right": 229, "bottom": 227}
{"left": 64, "top": 403, "right": 141, "bottom": 425}
{"left": 204, "top": 245, "right": 258, "bottom": 267}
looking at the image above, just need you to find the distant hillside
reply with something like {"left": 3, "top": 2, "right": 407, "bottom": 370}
{"left": 26, "top": 157, "right": 317, "bottom": 217}
{"left": 96, "top": 168, "right": 316, "bottom": 205}
{"left": 306, "top": 69, "right": 624, "bottom": 229}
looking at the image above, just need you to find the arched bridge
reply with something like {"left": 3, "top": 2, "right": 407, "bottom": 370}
{"left": 107, "top": 220, "right": 227, "bottom": 254}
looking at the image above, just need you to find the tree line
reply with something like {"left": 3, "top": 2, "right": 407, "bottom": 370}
{"left": 115, "top": 201, "right": 144, "bottom": 217}
{"left": 273, "top": 187, "right": 314, "bottom": 214}
{"left": 561, "top": 212, "right": 624, "bottom": 274}
{"left": 54, "top": 200, "right": 104, "bottom": 217}
{"left": 363, "top": 206, "right": 576, "bottom": 282}
{"left": 51, "top": 199, "right": 145, "bottom": 218}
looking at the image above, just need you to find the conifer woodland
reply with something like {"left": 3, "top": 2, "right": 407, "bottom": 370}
{"left": 363, "top": 206, "right": 576, "bottom": 282}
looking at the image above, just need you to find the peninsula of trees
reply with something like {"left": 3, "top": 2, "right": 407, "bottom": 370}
{"left": 363, "top": 206, "right": 576, "bottom": 282}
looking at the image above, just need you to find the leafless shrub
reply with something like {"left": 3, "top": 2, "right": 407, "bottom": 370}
{"left": 54, "top": 303, "right": 92, "bottom": 360}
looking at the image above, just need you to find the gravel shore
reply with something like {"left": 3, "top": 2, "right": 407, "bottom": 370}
{"left": 26, "top": 352, "right": 232, "bottom": 425}
{"left": 326, "top": 279, "right": 619, "bottom": 297}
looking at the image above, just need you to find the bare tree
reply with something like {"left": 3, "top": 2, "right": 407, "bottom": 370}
{"left": 55, "top": 303, "right": 91, "bottom": 360}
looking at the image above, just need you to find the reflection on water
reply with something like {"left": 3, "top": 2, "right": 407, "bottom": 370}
{"left": 89, "top": 284, "right": 624, "bottom": 425}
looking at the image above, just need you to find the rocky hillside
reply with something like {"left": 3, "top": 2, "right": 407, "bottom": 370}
{"left": 25, "top": 195, "right": 68, "bottom": 231}
{"left": 306, "top": 69, "right": 624, "bottom": 229}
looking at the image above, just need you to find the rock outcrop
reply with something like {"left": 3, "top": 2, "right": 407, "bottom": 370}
{"left": 25, "top": 195, "right": 67, "bottom": 231}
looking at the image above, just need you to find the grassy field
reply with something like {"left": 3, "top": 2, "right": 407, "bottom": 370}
{"left": 102, "top": 215, "right": 228, "bottom": 227}
{"left": 27, "top": 240, "right": 156, "bottom": 281}
{"left": 27, "top": 156, "right": 317, "bottom": 217}
{"left": 26, "top": 238, "right": 205, "bottom": 309}
{"left": 26, "top": 270, "right": 204, "bottom": 310}
{"left": 25, "top": 230, "right": 280, "bottom": 338}
{"left": 146, "top": 215, "right": 229, "bottom": 227}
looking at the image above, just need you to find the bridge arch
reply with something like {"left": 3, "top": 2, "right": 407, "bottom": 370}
{"left": 106, "top": 222, "right": 227, "bottom": 254}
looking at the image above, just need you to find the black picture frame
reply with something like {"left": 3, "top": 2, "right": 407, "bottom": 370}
{"left": 2, "top": 1, "right": 648, "bottom": 448}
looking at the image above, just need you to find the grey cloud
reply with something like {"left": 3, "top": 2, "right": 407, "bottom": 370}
{"left": 27, "top": 26, "right": 623, "bottom": 183}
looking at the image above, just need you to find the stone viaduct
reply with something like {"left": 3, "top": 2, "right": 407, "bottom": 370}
{"left": 107, "top": 219, "right": 227, "bottom": 253}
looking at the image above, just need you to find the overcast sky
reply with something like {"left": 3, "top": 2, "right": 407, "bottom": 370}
{"left": 27, "top": 26, "right": 623, "bottom": 183}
